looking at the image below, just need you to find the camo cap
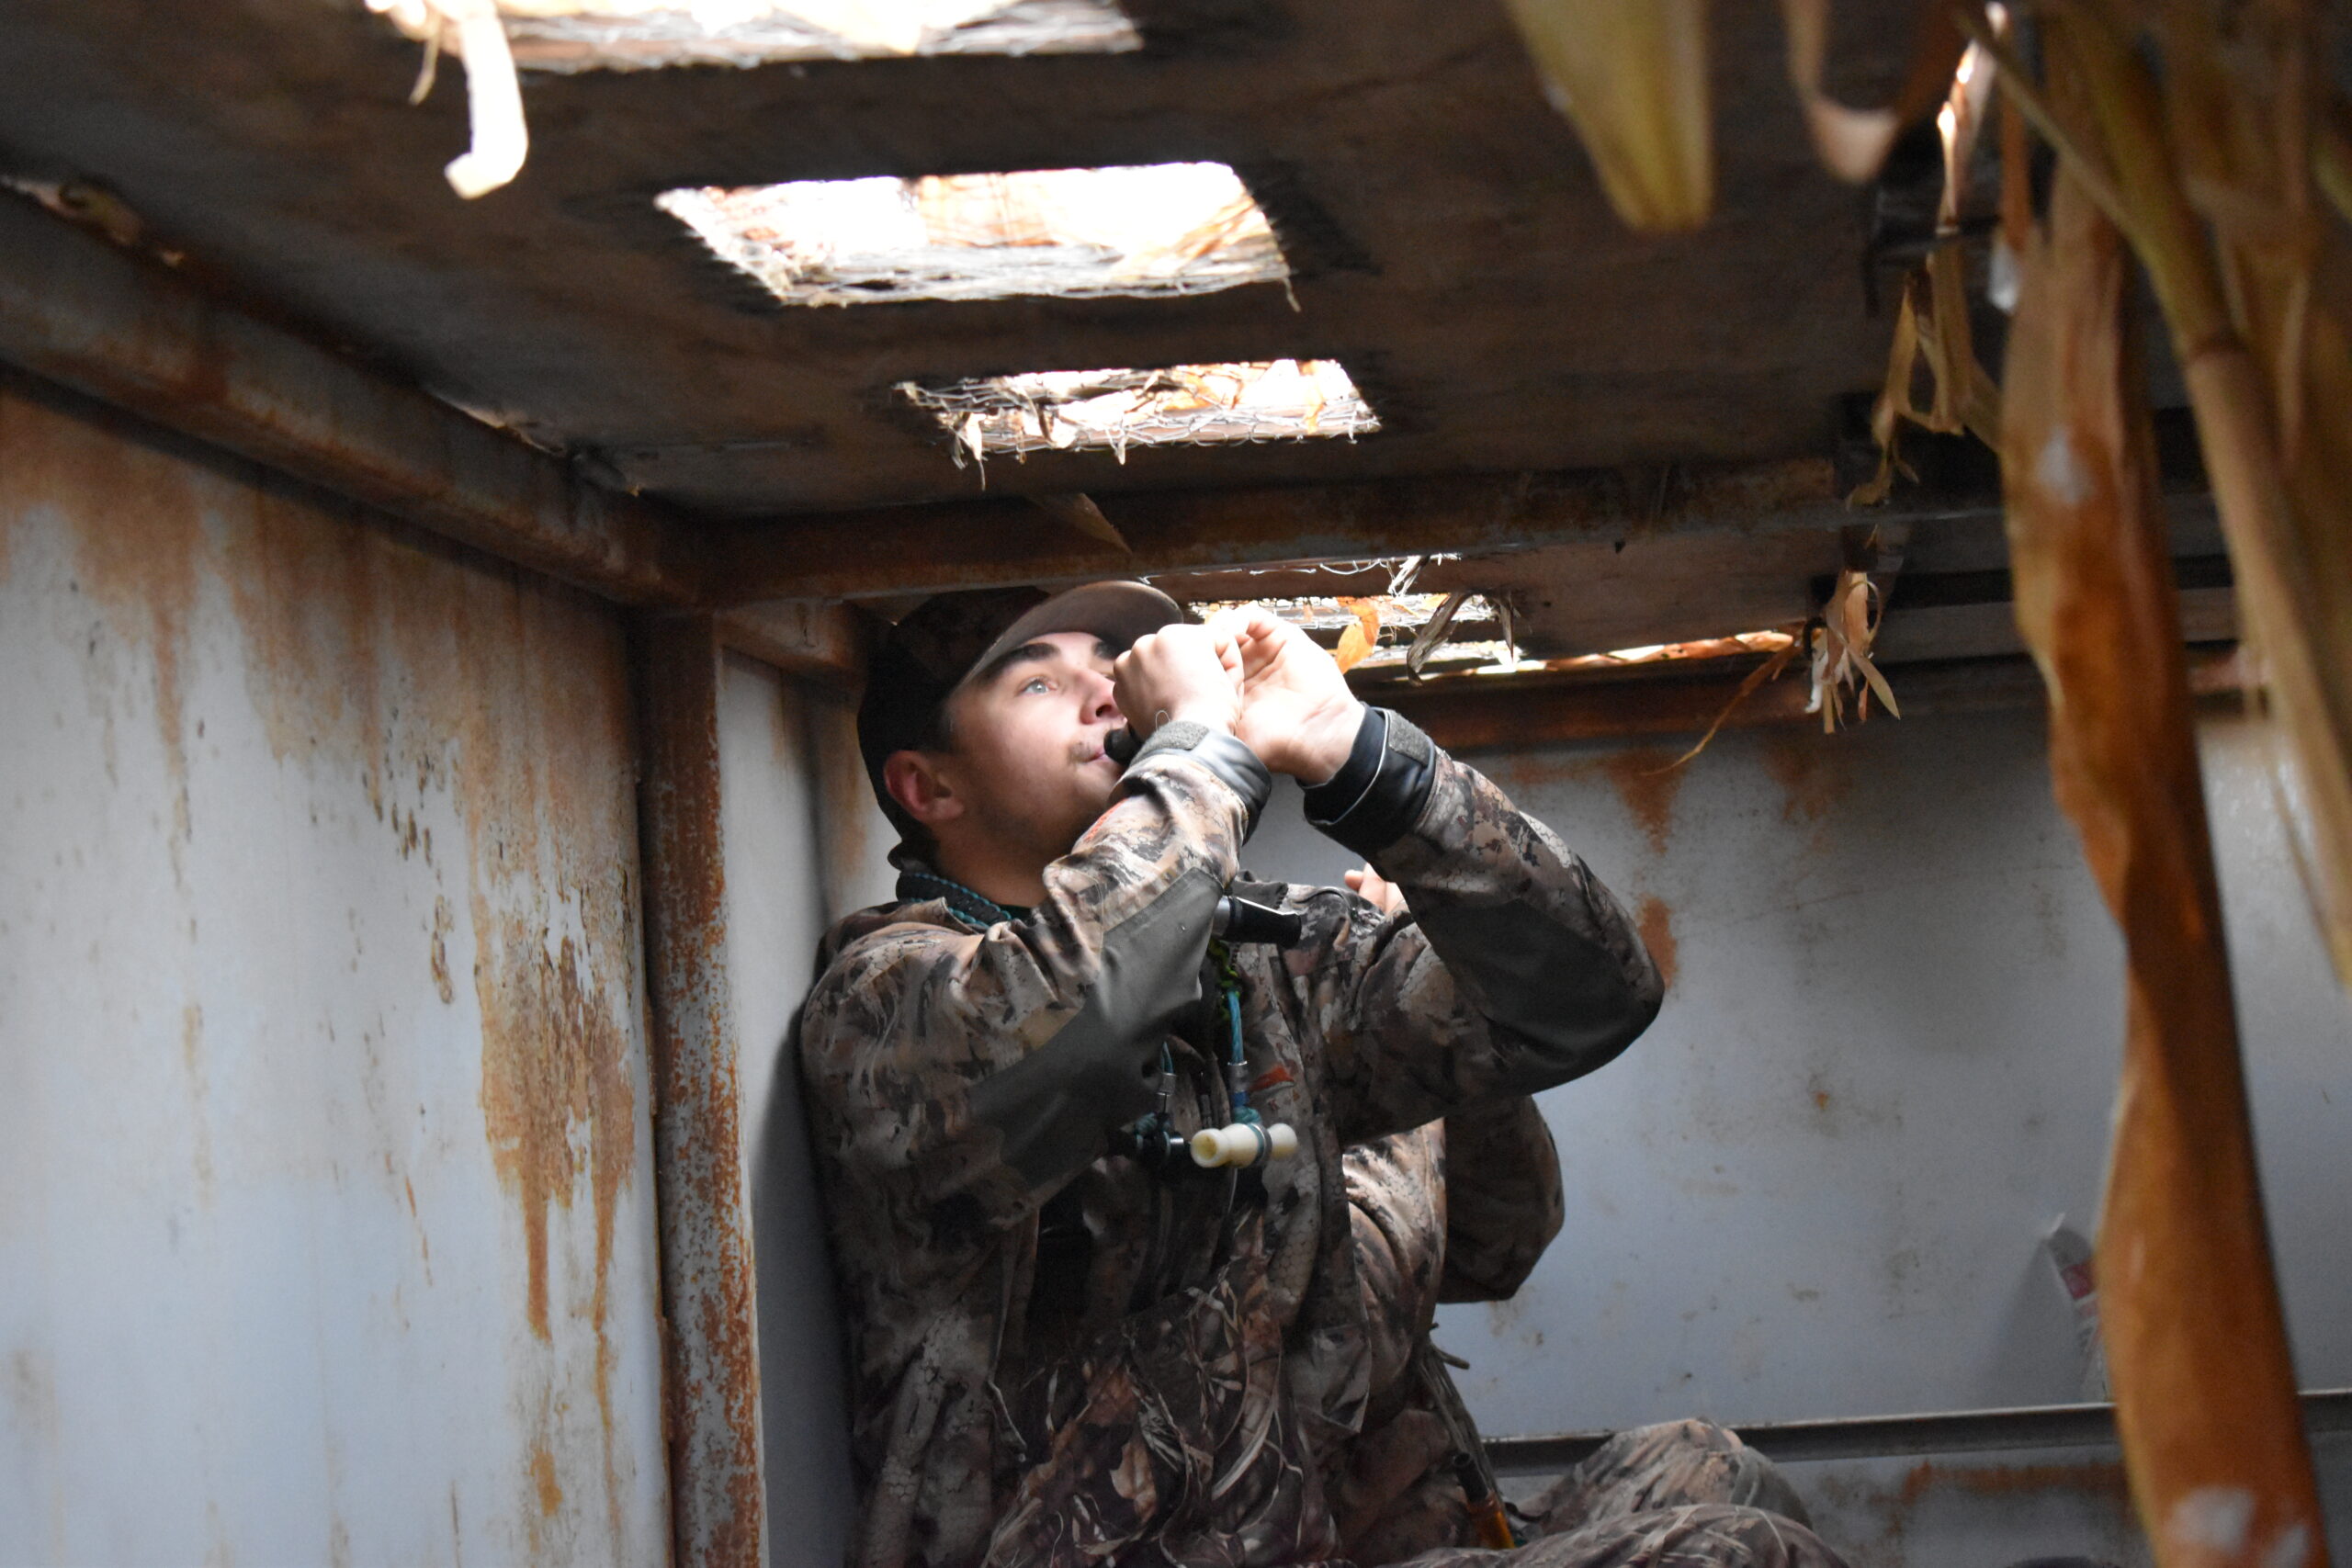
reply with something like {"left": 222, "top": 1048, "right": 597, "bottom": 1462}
{"left": 856, "top": 581, "right": 1185, "bottom": 823}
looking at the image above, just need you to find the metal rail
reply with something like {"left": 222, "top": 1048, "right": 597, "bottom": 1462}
{"left": 1486, "top": 1388, "right": 2352, "bottom": 1475}
{"left": 634, "top": 614, "right": 765, "bottom": 1567}
{"left": 0, "top": 198, "right": 695, "bottom": 606}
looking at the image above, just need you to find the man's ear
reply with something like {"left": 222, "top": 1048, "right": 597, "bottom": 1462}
{"left": 884, "top": 750, "right": 965, "bottom": 829}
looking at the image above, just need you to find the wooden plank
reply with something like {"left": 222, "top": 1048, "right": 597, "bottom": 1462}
{"left": 696, "top": 458, "right": 1903, "bottom": 604}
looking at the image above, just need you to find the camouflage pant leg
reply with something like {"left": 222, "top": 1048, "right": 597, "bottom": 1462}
{"left": 1391, "top": 1501, "right": 1848, "bottom": 1568}
{"left": 1521, "top": 1419, "right": 1814, "bottom": 1533}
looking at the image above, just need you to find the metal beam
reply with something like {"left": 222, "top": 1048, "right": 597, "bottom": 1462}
{"left": 0, "top": 197, "right": 697, "bottom": 606}
{"left": 697, "top": 459, "right": 1955, "bottom": 604}
{"left": 1487, "top": 1388, "right": 2352, "bottom": 1475}
{"left": 715, "top": 600, "right": 868, "bottom": 680}
{"left": 1379, "top": 645, "right": 2250, "bottom": 754}
{"left": 632, "top": 614, "right": 765, "bottom": 1568}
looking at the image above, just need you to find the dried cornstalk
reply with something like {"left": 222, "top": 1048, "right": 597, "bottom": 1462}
{"left": 1500, "top": 0, "right": 1713, "bottom": 231}
{"left": 1969, "top": 0, "right": 2352, "bottom": 987}
{"left": 2003, "top": 161, "right": 2325, "bottom": 1568}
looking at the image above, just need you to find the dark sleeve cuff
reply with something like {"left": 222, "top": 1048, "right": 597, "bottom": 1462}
{"left": 1127, "top": 722, "right": 1272, "bottom": 837}
{"left": 1302, "top": 706, "right": 1439, "bottom": 857}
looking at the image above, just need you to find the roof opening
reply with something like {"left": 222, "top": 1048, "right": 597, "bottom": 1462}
{"left": 493, "top": 0, "right": 1138, "bottom": 73}
{"left": 658, "top": 163, "right": 1288, "bottom": 307}
{"left": 900, "top": 359, "right": 1378, "bottom": 463}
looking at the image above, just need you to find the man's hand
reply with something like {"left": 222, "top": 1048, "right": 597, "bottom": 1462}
{"left": 1344, "top": 864, "right": 1407, "bottom": 916}
{"left": 1204, "top": 605, "right": 1364, "bottom": 784}
{"left": 1112, "top": 623, "right": 1242, "bottom": 740}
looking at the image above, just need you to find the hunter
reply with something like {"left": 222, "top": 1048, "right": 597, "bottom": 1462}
{"left": 795, "top": 581, "right": 1843, "bottom": 1568}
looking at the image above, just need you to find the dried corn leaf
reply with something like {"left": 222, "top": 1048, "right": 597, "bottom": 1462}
{"left": 1778, "top": 0, "right": 1965, "bottom": 184}
{"left": 1850, "top": 28, "right": 2007, "bottom": 503}
{"left": 1406, "top": 589, "right": 1473, "bottom": 679}
{"left": 371, "top": 0, "right": 531, "bottom": 197}
{"left": 1333, "top": 597, "right": 1382, "bottom": 672}
{"left": 1805, "top": 566, "right": 1898, "bottom": 730}
{"left": 1657, "top": 639, "right": 1803, "bottom": 770}
{"left": 1501, "top": 0, "right": 1713, "bottom": 231}
{"left": 2003, "top": 167, "right": 2324, "bottom": 1568}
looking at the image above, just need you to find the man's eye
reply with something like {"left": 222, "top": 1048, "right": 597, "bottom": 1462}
{"left": 1022, "top": 677, "right": 1051, "bottom": 694}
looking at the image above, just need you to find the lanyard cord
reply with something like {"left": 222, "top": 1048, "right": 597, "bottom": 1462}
{"left": 914, "top": 871, "right": 1264, "bottom": 1168}
{"left": 900, "top": 869, "right": 1023, "bottom": 931}
{"left": 1213, "top": 939, "right": 1260, "bottom": 1128}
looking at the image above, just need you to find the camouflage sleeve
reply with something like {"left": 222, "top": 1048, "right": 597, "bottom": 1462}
{"left": 1298, "top": 711, "right": 1662, "bottom": 1146}
{"left": 1438, "top": 1096, "right": 1564, "bottom": 1303}
{"left": 799, "top": 743, "right": 1264, "bottom": 1231}
{"left": 1343, "top": 1124, "right": 1450, "bottom": 1401}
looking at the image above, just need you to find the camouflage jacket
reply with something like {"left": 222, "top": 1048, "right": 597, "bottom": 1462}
{"left": 1329, "top": 1098, "right": 1567, "bottom": 1565}
{"left": 796, "top": 710, "right": 1660, "bottom": 1568}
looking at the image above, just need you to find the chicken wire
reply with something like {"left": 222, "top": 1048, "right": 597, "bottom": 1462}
{"left": 657, "top": 165, "right": 1285, "bottom": 307}
{"left": 901, "top": 360, "right": 1380, "bottom": 462}
{"left": 497, "top": 0, "right": 1137, "bottom": 71}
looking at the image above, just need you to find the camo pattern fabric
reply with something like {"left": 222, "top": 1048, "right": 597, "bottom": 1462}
{"left": 1327, "top": 1100, "right": 1566, "bottom": 1565}
{"left": 1399, "top": 1421, "right": 1844, "bottom": 1568}
{"left": 796, "top": 739, "right": 1661, "bottom": 1568}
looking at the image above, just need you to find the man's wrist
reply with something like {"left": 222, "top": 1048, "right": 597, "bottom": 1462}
{"left": 1301, "top": 707, "right": 1439, "bottom": 856}
{"left": 1164, "top": 704, "right": 1235, "bottom": 737}
{"left": 1291, "top": 699, "right": 1367, "bottom": 786}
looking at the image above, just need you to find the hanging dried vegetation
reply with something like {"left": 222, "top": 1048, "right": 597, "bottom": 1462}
{"left": 1964, "top": 1, "right": 2352, "bottom": 995}
{"left": 1498, "top": 0, "right": 1713, "bottom": 231}
{"left": 2006, "top": 153, "right": 2324, "bottom": 1568}
{"left": 1504, "top": 7, "right": 2346, "bottom": 1562}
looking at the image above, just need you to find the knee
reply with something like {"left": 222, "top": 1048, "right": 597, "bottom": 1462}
{"left": 1646, "top": 1417, "right": 1743, "bottom": 1453}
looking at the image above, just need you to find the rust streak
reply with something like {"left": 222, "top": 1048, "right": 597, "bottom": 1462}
{"left": 1601, "top": 747, "right": 1685, "bottom": 853}
{"left": 1634, "top": 896, "right": 1679, "bottom": 990}
{"left": 1758, "top": 730, "right": 1853, "bottom": 826}
{"left": 181, "top": 1003, "right": 214, "bottom": 1204}
{"left": 530, "top": 1442, "right": 565, "bottom": 1517}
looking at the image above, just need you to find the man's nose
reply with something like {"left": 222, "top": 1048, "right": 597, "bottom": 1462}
{"left": 1082, "top": 668, "right": 1121, "bottom": 724}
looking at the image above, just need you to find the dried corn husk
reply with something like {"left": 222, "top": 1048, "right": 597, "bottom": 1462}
{"left": 1778, "top": 0, "right": 1965, "bottom": 183}
{"left": 2002, "top": 158, "right": 2325, "bottom": 1568}
{"left": 1501, "top": 0, "right": 1713, "bottom": 231}
{"left": 1804, "top": 566, "right": 1899, "bottom": 730}
{"left": 1848, "top": 30, "right": 2003, "bottom": 504}
{"left": 370, "top": 0, "right": 530, "bottom": 197}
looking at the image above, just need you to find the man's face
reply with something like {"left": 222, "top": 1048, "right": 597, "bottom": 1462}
{"left": 930, "top": 630, "right": 1125, "bottom": 865}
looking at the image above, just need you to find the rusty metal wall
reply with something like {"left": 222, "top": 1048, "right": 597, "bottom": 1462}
{"left": 0, "top": 373, "right": 670, "bottom": 1564}
{"left": 1764, "top": 1432, "right": 2352, "bottom": 1568}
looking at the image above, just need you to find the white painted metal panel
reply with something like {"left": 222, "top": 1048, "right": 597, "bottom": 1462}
{"left": 1243, "top": 705, "right": 2352, "bottom": 1434}
{"left": 716, "top": 653, "right": 856, "bottom": 1568}
{"left": 0, "top": 382, "right": 668, "bottom": 1565}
